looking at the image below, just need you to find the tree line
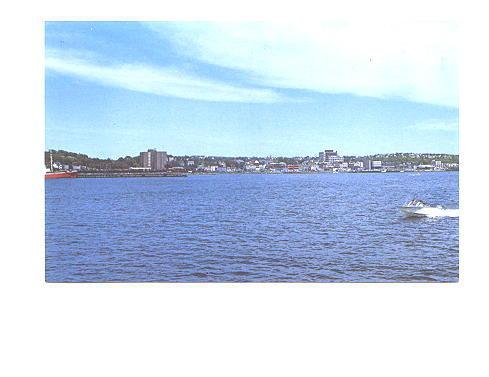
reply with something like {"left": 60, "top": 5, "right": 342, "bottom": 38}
{"left": 45, "top": 150, "right": 140, "bottom": 170}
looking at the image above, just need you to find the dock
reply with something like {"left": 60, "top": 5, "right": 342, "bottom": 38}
{"left": 77, "top": 171, "right": 187, "bottom": 178}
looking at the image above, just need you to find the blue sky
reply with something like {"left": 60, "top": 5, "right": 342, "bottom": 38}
{"left": 45, "top": 21, "right": 458, "bottom": 158}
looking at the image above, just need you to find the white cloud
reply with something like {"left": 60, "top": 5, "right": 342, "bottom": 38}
{"left": 45, "top": 49, "right": 284, "bottom": 103}
{"left": 148, "top": 21, "right": 458, "bottom": 108}
{"left": 411, "top": 119, "right": 459, "bottom": 131}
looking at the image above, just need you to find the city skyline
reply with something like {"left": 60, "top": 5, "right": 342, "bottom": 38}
{"left": 46, "top": 146, "right": 459, "bottom": 176}
{"left": 45, "top": 21, "right": 458, "bottom": 159}
{"left": 46, "top": 146, "right": 459, "bottom": 160}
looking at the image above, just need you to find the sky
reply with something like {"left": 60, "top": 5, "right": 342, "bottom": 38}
{"left": 45, "top": 21, "right": 458, "bottom": 158}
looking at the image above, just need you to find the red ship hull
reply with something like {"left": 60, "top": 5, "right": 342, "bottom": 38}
{"left": 45, "top": 171, "right": 78, "bottom": 179}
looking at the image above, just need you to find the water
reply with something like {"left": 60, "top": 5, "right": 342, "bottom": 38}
{"left": 45, "top": 172, "right": 459, "bottom": 282}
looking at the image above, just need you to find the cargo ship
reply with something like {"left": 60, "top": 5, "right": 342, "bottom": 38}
{"left": 45, "top": 151, "right": 78, "bottom": 179}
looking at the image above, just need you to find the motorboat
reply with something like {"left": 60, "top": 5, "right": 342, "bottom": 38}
{"left": 400, "top": 199, "right": 458, "bottom": 218}
{"left": 400, "top": 199, "right": 433, "bottom": 216}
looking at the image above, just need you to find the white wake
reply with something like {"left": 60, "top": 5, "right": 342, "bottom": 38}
{"left": 412, "top": 207, "right": 459, "bottom": 218}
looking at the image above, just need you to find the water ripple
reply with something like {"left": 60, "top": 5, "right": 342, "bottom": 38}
{"left": 46, "top": 172, "right": 459, "bottom": 282}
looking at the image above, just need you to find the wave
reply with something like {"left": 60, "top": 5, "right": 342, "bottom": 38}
{"left": 410, "top": 207, "right": 459, "bottom": 218}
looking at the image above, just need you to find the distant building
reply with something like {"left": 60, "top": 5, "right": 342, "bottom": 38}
{"left": 324, "top": 149, "right": 337, "bottom": 162}
{"left": 268, "top": 162, "right": 287, "bottom": 171}
{"left": 324, "top": 149, "right": 336, "bottom": 157}
{"left": 139, "top": 149, "right": 168, "bottom": 170}
{"left": 286, "top": 164, "right": 301, "bottom": 171}
{"left": 328, "top": 155, "right": 344, "bottom": 165}
{"left": 371, "top": 160, "right": 382, "bottom": 169}
{"left": 319, "top": 149, "right": 344, "bottom": 164}
{"left": 363, "top": 159, "right": 372, "bottom": 170}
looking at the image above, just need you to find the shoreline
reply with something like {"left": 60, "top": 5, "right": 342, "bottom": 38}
{"left": 76, "top": 172, "right": 187, "bottom": 178}
{"left": 49, "top": 169, "right": 460, "bottom": 179}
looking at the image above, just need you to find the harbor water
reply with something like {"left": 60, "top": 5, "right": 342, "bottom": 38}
{"left": 45, "top": 172, "right": 459, "bottom": 282}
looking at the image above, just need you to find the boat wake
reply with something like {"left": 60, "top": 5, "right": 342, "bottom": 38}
{"left": 415, "top": 207, "right": 459, "bottom": 218}
{"left": 403, "top": 207, "right": 459, "bottom": 218}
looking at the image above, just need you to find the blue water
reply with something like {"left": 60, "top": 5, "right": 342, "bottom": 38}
{"left": 45, "top": 172, "right": 459, "bottom": 282}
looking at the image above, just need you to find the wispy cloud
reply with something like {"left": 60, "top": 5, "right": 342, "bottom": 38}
{"left": 45, "top": 49, "right": 284, "bottom": 103}
{"left": 411, "top": 119, "right": 459, "bottom": 132}
{"left": 147, "top": 21, "right": 458, "bottom": 108}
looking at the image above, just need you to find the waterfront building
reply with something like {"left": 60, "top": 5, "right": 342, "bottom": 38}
{"left": 204, "top": 165, "right": 218, "bottom": 172}
{"left": 139, "top": 149, "right": 168, "bottom": 170}
{"left": 244, "top": 163, "right": 257, "bottom": 171}
{"left": 328, "top": 155, "right": 344, "bottom": 165}
{"left": 371, "top": 161, "right": 381, "bottom": 169}
{"left": 371, "top": 160, "right": 382, "bottom": 169}
{"left": 268, "top": 162, "right": 287, "bottom": 169}
{"left": 363, "top": 159, "right": 372, "bottom": 170}
{"left": 286, "top": 164, "right": 301, "bottom": 171}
